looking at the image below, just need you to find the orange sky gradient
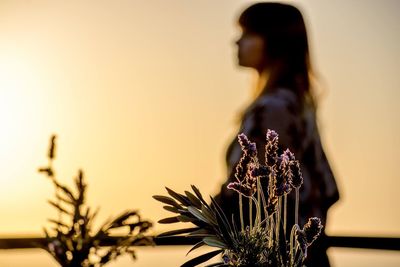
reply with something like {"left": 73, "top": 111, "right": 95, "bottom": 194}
{"left": 0, "top": 0, "right": 399, "bottom": 266}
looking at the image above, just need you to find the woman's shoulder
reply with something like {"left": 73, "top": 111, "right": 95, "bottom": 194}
{"left": 253, "top": 87, "right": 300, "bottom": 114}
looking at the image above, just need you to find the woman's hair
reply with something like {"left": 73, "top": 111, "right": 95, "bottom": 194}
{"left": 239, "top": 2, "right": 316, "bottom": 110}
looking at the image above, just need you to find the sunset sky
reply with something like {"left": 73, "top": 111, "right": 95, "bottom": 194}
{"left": 0, "top": 0, "right": 399, "bottom": 266}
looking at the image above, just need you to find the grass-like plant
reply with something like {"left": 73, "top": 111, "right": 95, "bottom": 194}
{"left": 153, "top": 130, "right": 322, "bottom": 267}
{"left": 39, "top": 135, "right": 153, "bottom": 266}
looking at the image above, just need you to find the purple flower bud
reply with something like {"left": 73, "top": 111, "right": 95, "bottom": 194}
{"left": 234, "top": 153, "right": 252, "bottom": 182}
{"left": 250, "top": 165, "right": 269, "bottom": 179}
{"left": 234, "top": 134, "right": 258, "bottom": 183}
{"left": 295, "top": 217, "right": 323, "bottom": 257}
{"left": 290, "top": 160, "right": 303, "bottom": 188}
{"left": 227, "top": 182, "right": 256, "bottom": 198}
{"left": 265, "top": 130, "right": 279, "bottom": 167}
{"left": 266, "top": 129, "right": 278, "bottom": 142}
{"left": 283, "top": 148, "right": 295, "bottom": 161}
{"left": 238, "top": 133, "right": 257, "bottom": 158}
{"left": 274, "top": 153, "right": 292, "bottom": 196}
{"left": 303, "top": 217, "right": 323, "bottom": 245}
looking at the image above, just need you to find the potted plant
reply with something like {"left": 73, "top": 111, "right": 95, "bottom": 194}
{"left": 154, "top": 130, "right": 322, "bottom": 266}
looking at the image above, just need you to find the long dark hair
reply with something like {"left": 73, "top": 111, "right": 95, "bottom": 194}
{"left": 239, "top": 2, "right": 316, "bottom": 111}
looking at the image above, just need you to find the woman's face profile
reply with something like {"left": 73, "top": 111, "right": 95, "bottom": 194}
{"left": 235, "top": 29, "right": 266, "bottom": 71}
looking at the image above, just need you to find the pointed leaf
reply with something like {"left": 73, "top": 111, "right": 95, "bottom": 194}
{"left": 188, "top": 206, "right": 210, "bottom": 224}
{"left": 153, "top": 195, "right": 182, "bottom": 209}
{"left": 55, "top": 193, "right": 74, "bottom": 205}
{"left": 110, "top": 210, "right": 138, "bottom": 228}
{"left": 177, "top": 215, "right": 197, "bottom": 223}
{"left": 201, "top": 205, "right": 217, "bottom": 225}
{"left": 203, "top": 237, "right": 227, "bottom": 249}
{"left": 163, "top": 205, "right": 180, "bottom": 213}
{"left": 191, "top": 185, "right": 210, "bottom": 208}
{"left": 186, "top": 240, "right": 205, "bottom": 256}
{"left": 181, "top": 249, "right": 223, "bottom": 267}
{"left": 209, "top": 197, "right": 234, "bottom": 245}
{"left": 205, "top": 263, "right": 226, "bottom": 267}
{"left": 54, "top": 181, "right": 75, "bottom": 201}
{"left": 166, "top": 187, "right": 191, "bottom": 206}
{"left": 157, "top": 227, "right": 200, "bottom": 237}
{"left": 187, "top": 228, "right": 212, "bottom": 237}
{"left": 48, "top": 219, "right": 69, "bottom": 228}
{"left": 47, "top": 200, "right": 70, "bottom": 215}
{"left": 158, "top": 216, "right": 180, "bottom": 224}
{"left": 184, "top": 191, "right": 202, "bottom": 209}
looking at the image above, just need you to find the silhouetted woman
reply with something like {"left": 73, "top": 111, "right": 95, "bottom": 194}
{"left": 215, "top": 3, "right": 339, "bottom": 266}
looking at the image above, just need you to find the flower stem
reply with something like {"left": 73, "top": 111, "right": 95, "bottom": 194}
{"left": 249, "top": 197, "right": 253, "bottom": 230}
{"left": 239, "top": 194, "right": 244, "bottom": 232}
{"left": 284, "top": 194, "right": 287, "bottom": 238}
{"left": 275, "top": 197, "right": 281, "bottom": 246}
{"left": 258, "top": 177, "right": 268, "bottom": 221}
{"left": 295, "top": 188, "right": 299, "bottom": 226}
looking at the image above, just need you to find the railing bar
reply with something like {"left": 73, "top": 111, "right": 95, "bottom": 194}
{"left": 0, "top": 236, "right": 399, "bottom": 251}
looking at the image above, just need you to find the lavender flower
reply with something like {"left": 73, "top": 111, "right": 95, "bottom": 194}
{"left": 249, "top": 165, "right": 269, "bottom": 179}
{"left": 227, "top": 182, "right": 256, "bottom": 198}
{"left": 234, "top": 134, "right": 257, "bottom": 183}
{"left": 238, "top": 133, "right": 258, "bottom": 158}
{"left": 274, "top": 152, "right": 292, "bottom": 196}
{"left": 296, "top": 217, "right": 323, "bottom": 257}
{"left": 228, "top": 135, "right": 260, "bottom": 198}
{"left": 234, "top": 153, "right": 251, "bottom": 183}
{"left": 290, "top": 160, "right": 303, "bottom": 189}
{"left": 265, "top": 130, "right": 279, "bottom": 167}
{"left": 155, "top": 129, "right": 324, "bottom": 267}
{"left": 303, "top": 217, "right": 323, "bottom": 245}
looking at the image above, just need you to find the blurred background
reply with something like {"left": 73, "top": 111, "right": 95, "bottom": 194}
{"left": 0, "top": 0, "right": 399, "bottom": 266}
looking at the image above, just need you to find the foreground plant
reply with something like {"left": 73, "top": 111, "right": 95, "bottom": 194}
{"left": 153, "top": 130, "right": 322, "bottom": 267}
{"left": 39, "top": 135, "right": 152, "bottom": 266}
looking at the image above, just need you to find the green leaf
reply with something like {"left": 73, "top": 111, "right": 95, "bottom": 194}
{"left": 163, "top": 205, "right": 180, "bottom": 213}
{"left": 205, "top": 263, "right": 226, "bottom": 267}
{"left": 158, "top": 216, "right": 180, "bottom": 224}
{"left": 187, "top": 228, "right": 212, "bottom": 237}
{"left": 190, "top": 185, "right": 210, "bottom": 208}
{"left": 209, "top": 197, "right": 234, "bottom": 245}
{"left": 110, "top": 210, "right": 138, "bottom": 228}
{"left": 48, "top": 219, "right": 69, "bottom": 228}
{"left": 187, "top": 206, "right": 210, "bottom": 224}
{"left": 201, "top": 205, "right": 217, "bottom": 226}
{"left": 203, "top": 237, "right": 227, "bottom": 249}
{"left": 181, "top": 249, "right": 223, "bottom": 267}
{"left": 153, "top": 195, "right": 182, "bottom": 209}
{"left": 177, "top": 215, "right": 196, "bottom": 223}
{"left": 186, "top": 240, "right": 205, "bottom": 256}
{"left": 184, "top": 191, "right": 202, "bottom": 209}
{"left": 165, "top": 187, "right": 191, "bottom": 206}
{"left": 157, "top": 227, "right": 200, "bottom": 237}
{"left": 54, "top": 181, "right": 76, "bottom": 201}
{"left": 47, "top": 200, "right": 70, "bottom": 215}
{"left": 55, "top": 193, "right": 74, "bottom": 205}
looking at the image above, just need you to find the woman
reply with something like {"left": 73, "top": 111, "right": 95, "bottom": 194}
{"left": 215, "top": 3, "right": 339, "bottom": 266}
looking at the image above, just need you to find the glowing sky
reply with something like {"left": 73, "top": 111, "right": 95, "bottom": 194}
{"left": 0, "top": 0, "right": 399, "bottom": 242}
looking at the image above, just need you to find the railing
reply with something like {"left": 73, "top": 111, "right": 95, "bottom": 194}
{"left": 1, "top": 235, "right": 399, "bottom": 251}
